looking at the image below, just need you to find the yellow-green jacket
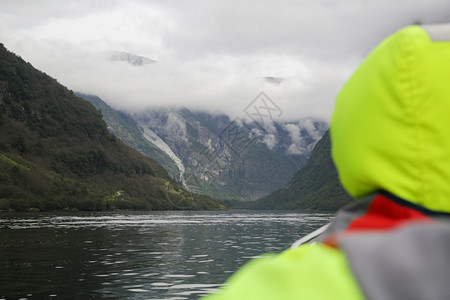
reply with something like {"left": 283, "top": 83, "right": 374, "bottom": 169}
{"left": 203, "top": 25, "right": 450, "bottom": 300}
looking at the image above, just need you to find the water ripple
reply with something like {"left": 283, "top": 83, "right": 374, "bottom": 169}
{"left": 0, "top": 210, "right": 333, "bottom": 299}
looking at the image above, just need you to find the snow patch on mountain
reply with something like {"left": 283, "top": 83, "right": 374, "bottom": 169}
{"left": 109, "top": 51, "right": 155, "bottom": 66}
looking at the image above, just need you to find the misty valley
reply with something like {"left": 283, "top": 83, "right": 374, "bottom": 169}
{"left": 3, "top": 1, "right": 450, "bottom": 299}
{"left": 0, "top": 36, "right": 348, "bottom": 299}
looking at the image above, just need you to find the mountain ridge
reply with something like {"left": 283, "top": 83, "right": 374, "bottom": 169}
{"left": 0, "top": 43, "right": 224, "bottom": 211}
{"left": 80, "top": 94, "right": 328, "bottom": 201}
{"left": 247, "top": 130, "right": 353, "bottom": 210}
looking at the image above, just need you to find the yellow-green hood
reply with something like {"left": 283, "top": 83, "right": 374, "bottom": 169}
{"left": 331, "top": 25, "right": 450, "bottom": 213}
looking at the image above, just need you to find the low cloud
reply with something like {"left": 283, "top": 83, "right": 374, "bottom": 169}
{"left": 283, "top": 123, "right": 306, "bottom": 155}
{"left": 1, "top": 0, "right": 449, "bottom": 122}
{"left": 262, "top": 134, "right": 277, "bottom": 150}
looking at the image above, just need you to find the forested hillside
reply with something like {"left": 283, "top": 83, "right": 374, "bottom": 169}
{"left": 248, "top": 130, "right": 353, "bottom": 211}
{"left": 0, "top": 43, "right": 224, "bottom": 211}
{"left": 77, "top": 93, "right": 180, "bottom": 179}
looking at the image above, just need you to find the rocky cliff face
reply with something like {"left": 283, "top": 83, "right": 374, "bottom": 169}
{"left": 81, "top": 94, "right": 327, "bottom": 201}
{"left": 132, "top": 107, "right": 327, "bottom": 200}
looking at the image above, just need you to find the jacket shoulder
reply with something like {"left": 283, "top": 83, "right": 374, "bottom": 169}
{"left": 203, "top": 244, "right": 364, "bottom": 300}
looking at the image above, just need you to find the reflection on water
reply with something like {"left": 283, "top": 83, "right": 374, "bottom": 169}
{"left": 0, "top": 210, "right": 333, "bottom": 299}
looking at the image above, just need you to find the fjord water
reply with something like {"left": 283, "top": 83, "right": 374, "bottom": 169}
{"left": 0, "top": 210, "right": 333, "bottom": 299}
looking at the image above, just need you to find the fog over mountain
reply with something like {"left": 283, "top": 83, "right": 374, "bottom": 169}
{"left": 1, "top": 0, "right": 449, "bottom": 121}
{"left": 79, "top": 93, "right": 328, "bottom": 201}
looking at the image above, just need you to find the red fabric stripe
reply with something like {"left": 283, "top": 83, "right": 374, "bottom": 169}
{"left": 346, "top": 194, "right": 432, "bottom": 232}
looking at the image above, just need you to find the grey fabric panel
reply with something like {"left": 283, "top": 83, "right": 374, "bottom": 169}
{"left": 340, "top": 223, "right": 450, "bottom": 300}
{"left": 422, "top": 23, "right": 450, "bottom": 41}
{"left": 317, "top": 194, "right": 374, "bottom": 242}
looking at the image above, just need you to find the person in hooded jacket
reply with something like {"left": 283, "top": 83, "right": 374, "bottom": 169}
{"left": 203, "top": 24, "right": 450, "bottom": 300}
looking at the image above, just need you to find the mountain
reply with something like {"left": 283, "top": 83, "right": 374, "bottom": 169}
{"left": 108, "top": 51, "right": 155, "bottom": 66}
{"left": 0, "top": 43, "right": 224, "bottom": 211}
{"left": 79, "top": 95, "right": 328, "bottom": 201}
{"left": 76, "top": 94, "right": 180, "bottom": 179}
{"left": 247, "top": 130, "right": 353, "bottom": 210}
{"left": 134, "top": 109, "right": 328, "bottom": 201}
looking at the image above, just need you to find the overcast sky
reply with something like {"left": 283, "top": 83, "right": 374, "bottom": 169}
{"left": 1, "top": 0, "right": 449, "bottom": 122}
